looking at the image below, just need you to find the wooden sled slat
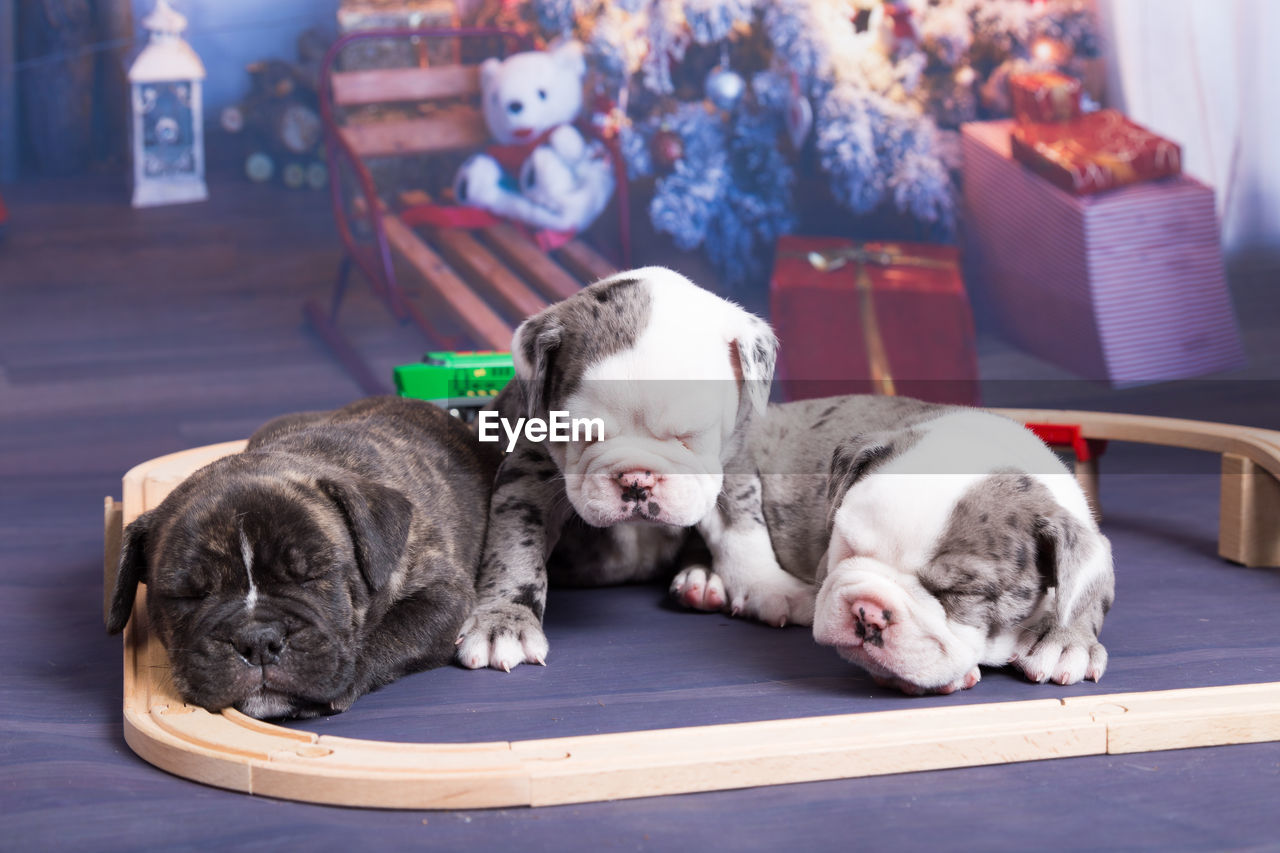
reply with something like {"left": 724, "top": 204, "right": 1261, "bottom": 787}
{"left": 480, "top": 223, "right": 582, "bottom": 302}
{"left": 339, "top": 106, "right": 488, "bottom": 157}
{"left": 331, "top": 66, "right": 480, "bottom": 106}
{"left": 431, "top": 229, "right": 551, "bottom": 321}
{"left": 556, "top": 239, "right": 617, "bottom": 284}
{"left": 381, "top": 213, "right": 513, "bottom": 350}
{"left": 396, "top": 189, "right": 551, "bottom": 323}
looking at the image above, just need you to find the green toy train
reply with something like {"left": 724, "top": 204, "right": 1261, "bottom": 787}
{"left": 393, "top": 351, "right": 515, "bottom": 418}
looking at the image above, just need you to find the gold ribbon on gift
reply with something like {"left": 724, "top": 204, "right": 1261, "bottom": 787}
{"left": 1048, "top": 82, "right": 1075, "bottom": 121}
{"left": 1051, "top": 140, "right": 1139, "bottom": 190}
{"left": 782, "top": 244, "right": 956, "bottom": 397}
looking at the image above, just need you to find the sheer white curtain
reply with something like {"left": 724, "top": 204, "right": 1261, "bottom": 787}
{"left": 1098, "top": 0, "right": 1278, "bottom": 253}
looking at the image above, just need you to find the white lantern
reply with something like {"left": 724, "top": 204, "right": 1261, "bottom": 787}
{"left": 129, "top": 0, "right": 207, "bottom": 207}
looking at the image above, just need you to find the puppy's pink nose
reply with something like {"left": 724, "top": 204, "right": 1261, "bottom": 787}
{"left": 849, "top": 597, "right": 893, "bottom": 648}
{"left": 618, "top": 469, "right": 657, "bottom": 490}
{"left": 617, "top": 469, "right": 659, "bottom": 505}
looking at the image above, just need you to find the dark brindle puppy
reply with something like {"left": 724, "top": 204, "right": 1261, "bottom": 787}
{"left": 106, "top": 397, "right": 499, "bottom": 719}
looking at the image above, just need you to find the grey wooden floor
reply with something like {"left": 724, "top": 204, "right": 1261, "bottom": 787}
{"left": 2, "top": 173, "right": 1278, "bottom": 851}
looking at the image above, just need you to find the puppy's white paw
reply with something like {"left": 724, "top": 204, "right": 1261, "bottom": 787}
{"left": 455, "top": 604, "right": 548, "bottom": 672}
{"left": 1013, "top": 630, "right": 1107, "bottom": 685}
{"left": 727, "top": 571, "right": 816, "bottom": 629}
{"left": 669, "top": 565, "right": 727, "bottom": 612}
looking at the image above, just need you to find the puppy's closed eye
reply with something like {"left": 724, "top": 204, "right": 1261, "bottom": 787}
{"left": 151, "top": 580, "right": 208, "bottom": 601}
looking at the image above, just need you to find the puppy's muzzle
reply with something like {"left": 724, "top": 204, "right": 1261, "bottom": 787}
{"left": 233, "top": 621, "right": 287, "bottom": 667}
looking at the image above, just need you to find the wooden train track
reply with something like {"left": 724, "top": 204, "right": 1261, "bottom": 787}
{"left": 105, "top": 410, "right": 1280, "bottom": 808}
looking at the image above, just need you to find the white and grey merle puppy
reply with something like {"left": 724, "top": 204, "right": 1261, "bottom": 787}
{"left": 456, "top": 267, "right": 814, "bottom": 671}
{"left": 107, "top": 397, "right": 499, "bottom": 718}
{"left": 672, "top": 395, "right": 1114, "bottom": 695}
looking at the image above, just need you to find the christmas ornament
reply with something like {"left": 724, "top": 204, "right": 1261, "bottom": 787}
{"left": 704, "top": 47, "right": 745, "bottom": 112}
{"left": 651, "top": 127, "right": 684, "bottom": 172}
{"left": 705, "top": 67, "right": 745, "bottom": 112}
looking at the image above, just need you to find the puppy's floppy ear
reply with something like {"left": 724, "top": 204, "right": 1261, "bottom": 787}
{"left": 318, "top": 477, "right": 413, "bottom": 594}
{"left": 1033, "top": 507, "right": 1115, "bottom": 629}
{"left": 825, "top": 433, "right": 898, "bottom": 533}
{"left": 511, "top": 313, "right": 562, "bottom": 421}
{"left": 728, "top": 314, "right": 777, "bottom": 420}
{"left": 107, "top": 511, "right": 152, "bottom": 634}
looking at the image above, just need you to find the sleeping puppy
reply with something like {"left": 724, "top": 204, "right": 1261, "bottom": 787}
{"left": 672, "top": 395, "right": 1114, "bottom": 694}
{"left": 106, "top": 397, "right": 498, "bottom": 718}
{"left": 456, "top": 266, "right": 813, "bottom": 671}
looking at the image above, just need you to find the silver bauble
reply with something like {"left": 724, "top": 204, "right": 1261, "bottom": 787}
{"left": 705, "top": 66, "right": 746, "bottom": 112}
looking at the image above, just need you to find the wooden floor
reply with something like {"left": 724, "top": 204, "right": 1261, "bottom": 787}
{"left": 2, "top": 173, "right": 1279, "bottom": 850}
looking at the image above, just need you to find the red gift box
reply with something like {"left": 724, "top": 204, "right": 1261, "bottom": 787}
{"left": 962, "top": 120, "right": 1244, "bottom": 386}
{"left": 1009, "top": 71, "right": 1082, "bottom": 124}
{"left": 1010, "top": 109, "right": 1183, "bottom": 195}
{"left": 770, "top": 236, "right": 980, "bottom": 406}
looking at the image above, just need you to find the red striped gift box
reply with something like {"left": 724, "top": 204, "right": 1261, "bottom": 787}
{"left": 961, "top": 120, "right": 1245, "bottom": 387}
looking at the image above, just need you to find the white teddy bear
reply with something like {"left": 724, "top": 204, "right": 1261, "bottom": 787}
{"left": 453, "top": 41, "right": 615, "bottom": 235}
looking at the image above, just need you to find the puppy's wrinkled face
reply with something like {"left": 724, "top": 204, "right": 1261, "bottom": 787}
{"left": 143, "top": 482, "right": 361, "bottom": 718}
{"left": 513, "top": 267, "right": 776, "bottom": 529}
{"left": 814, "top": 472, "right": 1011, "bottom": 694}
{"left": 812, "top": 412, "right": 1110, "bottom": 694}
{"left": 555, "top": 375, "right": 738, "bottom": 528}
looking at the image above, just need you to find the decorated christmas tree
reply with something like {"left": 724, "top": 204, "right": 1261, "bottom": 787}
{"left": 521, "top": 0, "right": 1100, "bottom": 288}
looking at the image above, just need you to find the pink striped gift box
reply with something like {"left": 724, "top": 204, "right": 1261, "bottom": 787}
{"left": 961, "top": 120, "right": 1245, "bottom": 387}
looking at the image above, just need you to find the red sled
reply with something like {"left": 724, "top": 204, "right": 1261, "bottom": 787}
{"left": 770, "top": 235, "right": 980, "bottom": 406}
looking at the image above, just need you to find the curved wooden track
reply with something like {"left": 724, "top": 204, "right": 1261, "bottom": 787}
{"left": 106, "top": 411, "right": 1280, "bottom": 809}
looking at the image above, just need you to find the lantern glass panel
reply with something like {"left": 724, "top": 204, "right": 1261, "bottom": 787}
{"left": 136, "top": 82, "right": 198, "bottom": 178}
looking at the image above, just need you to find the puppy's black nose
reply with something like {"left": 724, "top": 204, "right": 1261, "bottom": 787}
{"left": 234, "top": 623, "right": 286, "bottom": 666}
{"left": 621, "top": 481, "right": 649, "bottom": 503}
{"left": 507, "top": 100, "right": 524, "bottom": 115}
